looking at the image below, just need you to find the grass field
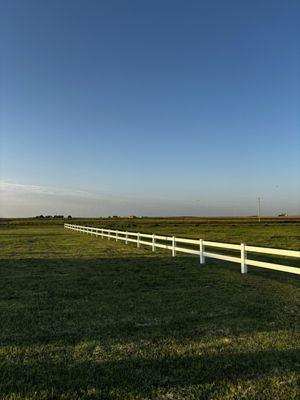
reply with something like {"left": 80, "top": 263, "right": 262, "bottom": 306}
{"left": 2, "top": 216, "right": 300, "bottom": 249}
{"left": 0, "top": 220, "right": 299, "bottom": 399}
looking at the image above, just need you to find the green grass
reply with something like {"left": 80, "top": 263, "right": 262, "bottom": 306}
{"left": 0, "top": 223, "right": 299, "bottom": 399}
{"left": 2, "top": 216, "right": 300, "bottom": 250}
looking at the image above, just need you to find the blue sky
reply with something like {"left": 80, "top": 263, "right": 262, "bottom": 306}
{"left": 1, "top": 0, "right": 299, "bottom": 217}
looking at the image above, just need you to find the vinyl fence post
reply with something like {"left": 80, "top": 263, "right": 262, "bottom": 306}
{"left": 125, "top": 231, "right": 128, "bottom": 244}
{"left": 101, "top": 229, "right": 103, "bottom": 239}
{"left": 152, "top": 234, "right": 155, "bottom": 252}
{"left": 116, "top": 230, "right": 118, "bottom": 241}
{"left": 241, "top": 243, "right": 247, "bottom": 274}
{"left": 172, "top": 236, "right": 176, "bottom": 257}
{"left": 108, "top": 230, "right": 110, "bottom": 240}
{"left": 199, "top": 239, "right": 205, "bottom": 264}
{"left": 137, "top": 233, "right": 140, "bottom": 248}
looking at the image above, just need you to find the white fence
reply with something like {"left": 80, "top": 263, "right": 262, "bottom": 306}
{"left": 64, "top": 223, "right": 300, "bottom": 276}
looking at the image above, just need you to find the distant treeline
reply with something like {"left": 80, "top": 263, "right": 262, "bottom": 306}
{"left": 35, "top": 215, "right": 72, "bottom": 219}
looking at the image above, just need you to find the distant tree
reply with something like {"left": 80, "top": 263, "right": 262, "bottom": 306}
{"left": 67, "top": 215, "right": 72, "bottom": 219}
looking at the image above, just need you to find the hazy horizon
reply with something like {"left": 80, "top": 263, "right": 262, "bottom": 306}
{"left": 1, "top": 180, "right": 299, "bottom": 218}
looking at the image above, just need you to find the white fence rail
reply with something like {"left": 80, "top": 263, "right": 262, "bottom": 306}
{"left": 64, "top": 224, "right": 300, "bottom": 276}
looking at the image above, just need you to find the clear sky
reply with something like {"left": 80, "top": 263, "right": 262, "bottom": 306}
{"left": 1, "top": 0, "right": 299, "bottom": 217}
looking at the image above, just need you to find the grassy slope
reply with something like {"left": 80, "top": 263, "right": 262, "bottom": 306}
{"left": 0, "top": 225, "right": 299, "bottom": 399}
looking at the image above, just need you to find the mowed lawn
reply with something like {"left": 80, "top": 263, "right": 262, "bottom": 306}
{"left": 0, "top": 225, "right": 299, "bottom": 399}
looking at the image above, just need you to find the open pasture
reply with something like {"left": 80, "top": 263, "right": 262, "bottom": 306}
{"left": 0, "top": 219, "right": 299, "bottom": 399}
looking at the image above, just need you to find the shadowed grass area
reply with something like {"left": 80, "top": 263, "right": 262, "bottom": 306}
{"left": 0, "top": 226, "right": 299, "bottom": 399}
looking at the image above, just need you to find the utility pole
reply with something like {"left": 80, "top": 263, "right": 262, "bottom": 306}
{"left": 258, "top": 197, "right": 261, "bottom": 223}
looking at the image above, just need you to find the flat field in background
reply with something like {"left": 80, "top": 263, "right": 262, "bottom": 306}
{"left": 2, "top": 216, "right": 300, "bottom": 249}
{"left": 0, "top": 219, "right": 299, "bottom": 399}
